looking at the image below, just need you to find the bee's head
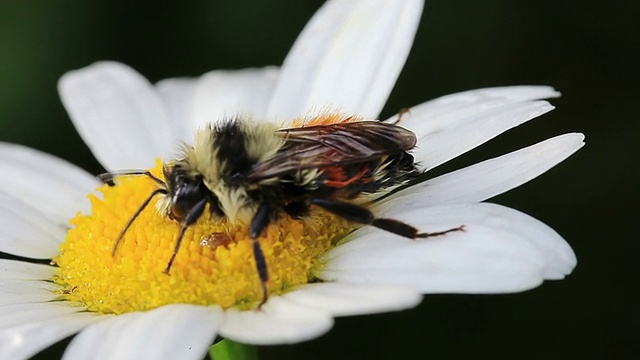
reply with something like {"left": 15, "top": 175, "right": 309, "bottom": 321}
{"left": 158, "top": 162, "right": 222, "bottom": 223}
{"left": 161, "top": 157, "right": 255, "bottom": 225}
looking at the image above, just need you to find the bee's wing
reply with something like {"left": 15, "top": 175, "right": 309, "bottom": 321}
{"left": 247, "top": 121, "right": 416, "bottom": 181}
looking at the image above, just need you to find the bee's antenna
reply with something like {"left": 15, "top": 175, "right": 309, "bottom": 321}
{"left": 98, "top": 170, "right": 166, "bottom": 186}
{"left": 112, "top": 188, "right": 168, "bottom": 257}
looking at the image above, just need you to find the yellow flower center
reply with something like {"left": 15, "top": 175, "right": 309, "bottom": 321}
{"left": 53, "top": 161, "right": 352, "bottom": 314}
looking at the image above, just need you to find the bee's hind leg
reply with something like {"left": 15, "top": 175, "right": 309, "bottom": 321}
{"left": 309, "top": 198, "right": 464, "bottom": 239}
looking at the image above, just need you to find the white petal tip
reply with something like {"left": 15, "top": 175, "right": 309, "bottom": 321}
{"left": 556, "top": 132, "right": 586, "bottom": 152}
{"left": 58, "top": 61, "right": 129, "bottom": 90}
{"left": 284, "top": 283, "right": 422, "bottom": 317}
{"left": 220, "top": 298, "right": 334, "bottom": 345}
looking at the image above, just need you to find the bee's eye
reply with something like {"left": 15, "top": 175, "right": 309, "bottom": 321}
{"left": 170, "top": 178, "right": 207, "bottom": 221}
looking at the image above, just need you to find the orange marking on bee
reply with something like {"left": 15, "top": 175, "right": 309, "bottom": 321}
{"left": 291, "top": 113, "right": 362, "bottom": 127}
{"left": 323, "top": 166, "right": 370, "bottom": 187}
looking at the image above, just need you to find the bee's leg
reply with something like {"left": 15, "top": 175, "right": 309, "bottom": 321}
{"left": 375, "top": 218, "right": 465, "bottom": 238}
{"left": 163, "top": 198, "right": 207, "bottom": 274}
{"left": 387, "top": 107, "right": 411, "bottom": 125}
{"left": 112, "top": 188, "right": 168, "bottom": 257}
{"left": 249, "top": 203, "right": 270, "bottom": 309}
{"left": 310, "top": 198, "right": 464, "bottom": 239}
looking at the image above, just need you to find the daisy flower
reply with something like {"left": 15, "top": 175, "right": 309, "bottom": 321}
{"left": 0, "top": 0, "right": 583, "bottom": 359}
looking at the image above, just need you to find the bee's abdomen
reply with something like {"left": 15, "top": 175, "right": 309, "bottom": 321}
{"left": 375, "top": 152, "right": 419, "bottom": 187}
{"left": 314, "top": 152, "right": 418, "bottom": 197}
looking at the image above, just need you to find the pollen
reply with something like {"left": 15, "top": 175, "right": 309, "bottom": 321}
{"left": 53, "top": 161, "right": 352, "bottom": 314}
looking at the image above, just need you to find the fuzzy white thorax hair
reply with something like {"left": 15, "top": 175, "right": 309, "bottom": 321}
{"left": 185, "top": 119, "right": 285, "bottom": 223}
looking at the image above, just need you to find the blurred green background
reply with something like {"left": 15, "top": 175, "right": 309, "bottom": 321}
{"left": 1, "top": 0, "right": 637, "bottom": 359}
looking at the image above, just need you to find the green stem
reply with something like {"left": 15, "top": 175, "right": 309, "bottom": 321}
{"left": 209, "top": 339, "right": 259, "bottom": 360}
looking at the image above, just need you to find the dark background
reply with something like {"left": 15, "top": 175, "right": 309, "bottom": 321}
{"left": 1, "top": 1, "right": 638, "bottom": 359}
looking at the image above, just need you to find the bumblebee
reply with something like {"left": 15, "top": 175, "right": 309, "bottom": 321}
{"left": 101, "top": 115, "right": 462, "bottom": 306}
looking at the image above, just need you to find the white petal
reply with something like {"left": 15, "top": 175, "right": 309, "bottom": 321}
{"left": 0, "top": 279, "right": 61, "bottom": 306}
{"left": 319, "top": 203, "right": 575, "bottom": 293}
{"left": 381, "top": 203, "right": 577, "bottom": 277}
{"left": 190, "top": 67, "right": 280, "bottom": 130}
{"left": 267, "top": 0, "right": 423, "bottom": 119}
{"left": 472, "top": 203, "right": 576, "bottom": 279}
{"left": 63, "top": 305, "right": 223, "bottom": 360}
{"left": 155, "top": 77, "right": 198, "bottom": 144}
{"left": 0, "top": 192, "right": 66, "bottom": 259}
{"left": 387, "top": 86, "right": 560, "bottom": 123}
{"left": 391, "top": 86, "right": 560, "bottom": 169}
{"left": 0, "top": 312, "right": 100, "bottom": 360}
{"left": 283, "top": 282, "right": 421, "bottom": 316}
{"left": 0, "top": 302, "right": 86, "bottom": 330}
{"left": 0, "top": 143, "right": 97, "bottom": 224}
{"left": 58, "top": 61, "right": 179, "bottom": 170}
{"left": 404, "top": 85, "right": 561, "bottom": 107}
{"left": 220, "top": 297, "right": 333, "bottom": 345}
{"left": 379, "top": 133, "right": 585, "bottom": 207}
{"left": 0, "top": 260, "right": 56, "bottom": 280}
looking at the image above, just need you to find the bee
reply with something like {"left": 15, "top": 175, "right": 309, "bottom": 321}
{"left": 100, "top": 115, "right": 463, "bottom": 307}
